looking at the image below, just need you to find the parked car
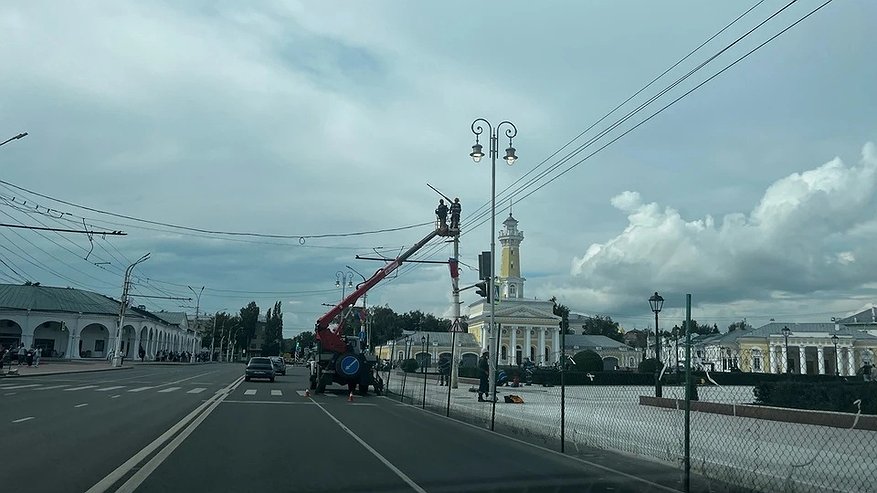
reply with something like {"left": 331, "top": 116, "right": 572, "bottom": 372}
{"left": 269, "top": 356, "right": 286, "bottom": 376}
{"left": 245, "top": 357, "right": 275, "bottom": 382}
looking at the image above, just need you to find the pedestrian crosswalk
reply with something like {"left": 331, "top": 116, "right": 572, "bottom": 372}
{"left": 0, "top": 381, "right": 294, "bottom": 398}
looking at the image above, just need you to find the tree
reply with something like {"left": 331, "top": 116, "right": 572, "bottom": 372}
{"left": 639, "top": 357, "right": 660, "bottom": 374}
{"left": 239, "top": 301, "right": 260, "bottom": 352}
{"left": 262, "top": 301, "right": 283, "bottom": 356}
{"left": 549, "top": 297, "right": 572, "bottom": 334}
{"left": 677, "top": 319, "right": 719, "bottom": 336}
{"left": 369, "top": 305, "right": 403, "bottom": 346}
{"left": 580, "top": 315, "right": 624, "bottom": 342}
{"left": 727, "top": 320, "right": 752, "bottom": 332}
{"left": 571, "top": 350, "right": 603, "bottom": 372}
{"left": 291, "top": 331, "right": 316, "bottom": 355}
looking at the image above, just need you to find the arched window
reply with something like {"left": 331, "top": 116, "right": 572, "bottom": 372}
{"left": 501, "top": 345, "right": 507, "bottom": 361}
{"left": 509, "top": 284, "right": 517, "bottom": 298}
{"left": 545, "top": 346, "right": 551, "bottom": 363}
{"left": 752, "top": 349, "right": 762, "bottom": 372}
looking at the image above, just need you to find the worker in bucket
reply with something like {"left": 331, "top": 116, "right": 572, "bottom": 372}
{"left": 449, "top": 198, "right": 461, "bottom": 230}
{"left": 435, "top": 199, "right": 448, "bottom": 229}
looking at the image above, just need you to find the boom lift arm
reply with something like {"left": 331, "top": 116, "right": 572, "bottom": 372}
{"left": 315, "top": 227, "right": 441, "bottom": 354}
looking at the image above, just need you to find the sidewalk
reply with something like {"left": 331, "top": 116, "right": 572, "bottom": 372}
{"left": 1, "top": 360, "right": 132, "bottom": 378}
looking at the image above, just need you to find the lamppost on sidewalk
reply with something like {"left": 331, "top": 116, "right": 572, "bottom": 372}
{"left": 469, "top": 118, "right": 518, "bottom": 425}
{"left": 209, "top": 309, "right": 228, "bottom": 362}
{"left": 831, "top": 333, "right": 839, "bottom": 376}
{"left": 648, "top": 291, "right": 664, "bottom": 397}
{"left": 113, "top": 253, "right": 150, "bottom": 367}
{"left": 0, "top": 132, "right": 27, "bottom": 148}
{"left": 782, "top": 325, "right": 791, "bottom": 374}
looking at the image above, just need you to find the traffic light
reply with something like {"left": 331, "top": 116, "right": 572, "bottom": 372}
{"left": 475, "top": 281, "right": 488, "bottom": 298}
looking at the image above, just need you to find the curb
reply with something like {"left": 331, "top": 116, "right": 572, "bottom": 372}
{"left": 1, "top": 365, "right": 134, "bottom": 378}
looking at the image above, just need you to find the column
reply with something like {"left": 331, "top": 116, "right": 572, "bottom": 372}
{"left": 524, "top": 328, "right": 532, "bottom": 362}
{"left": 817, "top": 346, "right": 825, "bottom": 375}
{"left": 799, "top": 345, "right": 807, "bottom": 375}
{"left": 67, "top": 331, "right": 79, "bottom": 360}
{"left": 781, "top": 344, "right": 788, "bottom": 373}
{"left": 510, "top": 328, "right": 517, "bottom": 365}
{"left": 552, "top": 328, "right": 560, "bottom": 364}
{"left": 481, "top": 326, "right": 488, "bottom": 352}
{"left": 847, "top": 347, "right": 856, "bottom": 376}
{"left": 538, "top": 328, "right": 546, "bottom": 365}
{"left": 769, "top": 345, "right": 778, "bottom": 374}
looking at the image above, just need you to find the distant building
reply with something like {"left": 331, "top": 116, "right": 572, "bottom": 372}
{"left": 378, "top": 330, "right": 482, "bottom": 368}
{"left": 837, "top": 307, "right": 877, "bottom": 337}
{"left": 0, "top": 283, "right": 198, "bottom": 360}
{"left": 466, "top": 213, "right": 562, "bottom": 366}
{"left": 564, "top": 334, "right": 638, "bottom": 370}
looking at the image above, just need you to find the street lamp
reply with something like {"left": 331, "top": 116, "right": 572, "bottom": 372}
{"left": 113, "top": 253, "right": 150, "bottom": 367}
{"left": 209, "top": 309, "right": 229, "bottom": 362}
{"left": 648, "top": 292, "right": 664, "bottom": 397}
{"left": 781, "top": 325, "right": 791, "bottom": 374}
{"left": 335, "top": 270, "right": 354, "bottom": 300}
{"left": 470, "top": 117, "right": 518, "bottom": 414}
{"left": 0, "top": 132, "right": 27, "bottom": 148}
{"left": 831, "top": 333, "right": 839, "bottom": 376}
{"left": 346, "top": 265, "right": 369, "bottom": 349}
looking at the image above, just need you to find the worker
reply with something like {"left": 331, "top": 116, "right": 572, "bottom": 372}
{"left": 449, "top": 198, "right": 461, "bottom": 230}
{"left": 435, "top": 199, "right": 449, "bottom": 228}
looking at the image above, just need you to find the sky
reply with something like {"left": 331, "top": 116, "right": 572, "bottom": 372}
{"left": 1, "top": 1, "right": 875, "bottom": 337}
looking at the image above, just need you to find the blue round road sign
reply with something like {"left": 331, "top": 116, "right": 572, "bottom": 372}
{"left": 340, "top": 355, "right": 360, "bottom": 376}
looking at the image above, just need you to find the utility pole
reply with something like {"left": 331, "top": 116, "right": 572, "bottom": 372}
{"left": 450, "top": 234, "right": 461, "bottom": 388}
{"left": 188, "top": 286, "right": 204, "bottom": 364}
{"left": 113, "top": 253, "right": 150, "bottom": 367}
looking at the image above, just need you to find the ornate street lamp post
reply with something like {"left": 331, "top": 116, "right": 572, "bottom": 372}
{"left": 649, "top": 292, "right": 664, "bottom": 397}
{"left": 782, "top": 326, "right": 791, "bottom": 374}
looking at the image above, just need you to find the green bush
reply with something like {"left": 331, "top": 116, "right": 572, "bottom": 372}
{"left": 638, "top": 358, "right": 660, "bottom": 374}
{"left": 754, "top": 381, "right": 877, "bottom": 414}
{"left": 572, "top": 350, "right": 604, "bottom": 372}
{"left": 400, "top": 358, "right": 419, "bottom": 373}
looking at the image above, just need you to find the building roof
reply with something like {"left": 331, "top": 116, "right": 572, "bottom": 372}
{"left": 838, "top": 307, "right": 877, "bottom": 325}
{"left": 394, "top": 330, "right": 480, "bottom": 348}
{"left": 736, "top": 322, "right": 877, "bottom": 341}
{"left": 564, "top": 334, "right": 630, "bottom": 349}
{"left": 0, "top": 283, "right": 183, "bottom": 325}
{"left": 154, "top": 311, "right": 188, "bottom": 326}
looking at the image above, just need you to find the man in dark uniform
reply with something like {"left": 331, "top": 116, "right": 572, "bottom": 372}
{"left": 449, "top": 198, "right": 462, "bottom": 230}
{"left": 438, "top": 354, "right": 451, "bottom": 386}
{"left": 478, "top": 349, "right": 490, "bottom": 402}
{"left": 435, "top": 199, "right": 448, "bottom": 229}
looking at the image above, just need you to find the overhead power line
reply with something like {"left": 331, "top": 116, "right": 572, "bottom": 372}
{"left": 0, "top": 223, "right": 124, "bottom": 235}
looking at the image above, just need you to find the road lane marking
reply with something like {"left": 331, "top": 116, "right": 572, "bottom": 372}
{"left": 65, "top": 385, "right": 99, "bottom": 391}
{"left": 35, "top": 384, "right": 71, "bottom": 390}
{"left": 310, "top": 399, "right": 426, "bottom": 493}
{"left": 128, "top": 386, "right": 154, "bottom": 392}
{"left": 325, "top": 393, "right": 337, "bottom": 398}
{"left": 244, "top": 389, "right": 257, "bottom": 396}
{"left": 5, "top": 392, "right": 17, "bottom": 396}
{"left": 222, "top": 400, "right": 315, "bottom": 405}
{"left": 74, "top": 403, "right": 88, "bottom": 408}
{"left": 96, "top": 386, "right": 125, "bottom": 392}
{"left": 2, "top": 384, "right": 42, "bottom": 390}
{"left": 271, "top": 389, "right": 282, "bottom": 396}
{"left": 86, "top": 375, "right": 244, "bottom": 493}
{"left": 12, "top": 417, "right": 35, "bottom": 423}
{"left": 157, "top": 387, "right": 181, "bottom": 393}
{"left": 296, "top": 390, "right": 308, "bottom": 396}
{"left": 112, "top": 376, "right": 245, "bottom": 493}
{"left": 156, "top": 370, "right": 218, "bottom": 388}
{"left": 187, "top": 388, "right": 206, "bottom": 394}
{"left": 111, "top": 395, "right": 121, "bottom": 398}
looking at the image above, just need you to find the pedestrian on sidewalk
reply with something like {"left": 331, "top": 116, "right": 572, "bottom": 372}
{"left": 17, "top": 344, "right": 26, "bottom": 366}
{"left": 0, "top": 345, "right": 6, "bottom": 371}
{"left": 34, "top": 347, "right": 41, "bottom": 367}
{"left": 139, "top": 346, "right": 145, "bottom": 362}
{"left": 477, "top": 350, "right": 490, "bottom": 402}
{"left": 438, "top": 354, "right": 450, "bottom": 386}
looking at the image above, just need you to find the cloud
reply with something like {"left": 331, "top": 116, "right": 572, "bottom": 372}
{"left": 569, "top": 142, "right": 877, "bottom": 316}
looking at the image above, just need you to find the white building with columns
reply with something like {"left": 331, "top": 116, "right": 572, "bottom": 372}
{"left": 0, "top": 283, "right": 199, "bottom": 360}
{"left": 466, "top": 213, "right": 562, "bottom": 367}
{"left": 695, "top": 321, "right": 877, "bottom": 376}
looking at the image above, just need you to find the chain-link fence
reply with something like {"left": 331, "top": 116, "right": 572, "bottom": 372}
{"left": 380, "top": 345, "right": 877, "bottom": 493}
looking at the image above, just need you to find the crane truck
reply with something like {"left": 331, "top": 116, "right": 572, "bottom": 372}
{"left": 309, "top": 221, "right": 456, "bottom": 395}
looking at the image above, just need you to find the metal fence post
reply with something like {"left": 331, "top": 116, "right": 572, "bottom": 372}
{"left": 561, "top": 320, "right": 566, "bottom": 453}
{"left": 684, "top": 294, "right": 692, "bottom": 493}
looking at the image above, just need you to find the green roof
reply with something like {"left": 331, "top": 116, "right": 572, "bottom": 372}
{"left": 0, "top": 283, "right": 167, "bottom": 322}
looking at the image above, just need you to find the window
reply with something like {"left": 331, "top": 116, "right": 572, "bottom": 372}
{"left": 752, "top": 349, "right": 762, "bottom": 372}
{"left": 94, "top": 340, "right": 105, "bottom": 352}
{"left": 509, "top": 285, "right": 517, "bottom": 297}
{"left": 501, "top": 345, "right": 507, "bottom": 360}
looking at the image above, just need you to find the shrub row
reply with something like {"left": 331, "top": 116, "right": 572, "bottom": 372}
{"left": 754, "top": 381, "right": 877, "bottom": 415}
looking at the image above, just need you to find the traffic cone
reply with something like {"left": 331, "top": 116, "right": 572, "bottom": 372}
{"left": 305, "top": 389, "right": 310, "bottom": 397}
{"left": 348, "top": 392, "right": 354, "bottom": 402}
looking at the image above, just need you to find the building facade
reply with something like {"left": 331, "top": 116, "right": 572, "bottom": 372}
{"left": 0, "top": 283, "right": 199, "bottom": 360}
{"left": 466, "top": 213, "right": 562, "bottom": 366}
{"left": 378, "top": 330, "right": 482, "bottom": 368}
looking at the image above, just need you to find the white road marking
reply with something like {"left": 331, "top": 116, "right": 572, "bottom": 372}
{"left": 65, "top": 385, "right": 99, "bottom": 391}
{"left": 96, "top": 386, "right": 125, "bottom": 392}
{"left": 325, "top": 393, "right": 337, "bottom": 398}
{"left": 13, "top": 417, "right": 35, "bottom": 423}
{"left": 187, "top": 388, "right": 206, "bottom": 394}
{"left": 271, "top": 389, "right": 282, "bottom": 396}
{"left": 296, "top": 390, "right": 308, "bottom": 396}
{"left": 128, "top": 386, "right": 154, "bottom": 392}
{"left": 5, "top": 392, "right": 17, "bottom": 396}
{"left": 157, "top": 387, "right": 181, "bottom": 393}
{"left": 86, "top": 376, "right": 244, "bottom": 493}
{"left": 222, "top": 400, "right": 314, "bottom": 405}
{"left": 244, "top": 389, "right": 257, "bottom": 396}
{"left": 111, "top": 395, "right": 121, "bottom": 399}
{"left": 310, "top": 400, "right": 426, "bottom": 493}
{"left": 74, "top": 403, "right": 88, "bottom": 408}
{"left": 3, "top": 384, "right": 42, "bottom": 390}
{"left": 35, "top": 384, "right": 71, "bottom": 390}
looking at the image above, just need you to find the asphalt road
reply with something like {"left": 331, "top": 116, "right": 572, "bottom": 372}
{"left": 2, "top": 364, "right": 697, "bottom": 493}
